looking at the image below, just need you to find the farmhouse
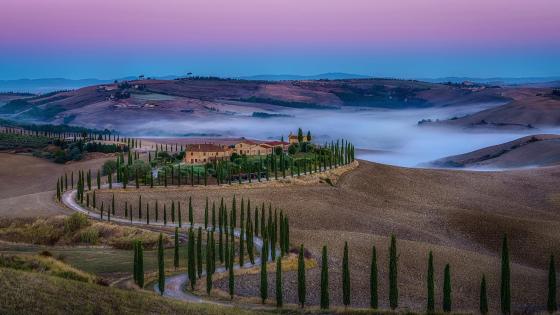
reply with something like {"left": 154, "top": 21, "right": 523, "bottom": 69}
{"left": 184, "top": 144, "right": 230, "bottom": 164}
{"left": 288, "top": 132, "right": 309, "bottom": 144}
{"left": 233, "top": 140, "right": 272, "bottom": 156}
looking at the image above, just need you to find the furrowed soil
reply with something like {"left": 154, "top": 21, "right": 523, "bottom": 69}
{"left": 90, "top": 160, "right": 560, "bottom": 313}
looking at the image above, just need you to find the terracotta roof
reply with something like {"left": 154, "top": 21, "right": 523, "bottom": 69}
{"left": 264, "top": 141, "right": 289, "bottom": 146}
{"left": 186, "top": 144, "right": 228, "bottom": 152}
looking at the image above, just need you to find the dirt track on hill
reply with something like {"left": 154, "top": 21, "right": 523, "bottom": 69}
{"left": 88, "top": 160, "right": 560, "bottom": 313}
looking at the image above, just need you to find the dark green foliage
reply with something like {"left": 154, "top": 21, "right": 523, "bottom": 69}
{"left": 298, "top": 244, "right": 306, "bottom": 308}
{"left": 443, "top": 264, "right": 451, "bottom": 312}
{"left": 187, "top": 228, "right": 196, "bottom": 290}
{"left": 389, "top": 234, "right": 398, "bottom": 310}
{"left": 197, "top": 227, "right": 202, "bottom": 278}
{"left": 427, "top": 251, "right": 435, "bottom": 313}
{"left": 174, "top": 228, "right": 179, "bottom": 269}
{"left": 228, "top": 246, "right": 234, "bottom": 299}
{"left": 157, "top": 233, "right": 165, "bottom": 295}
{"left": 206, "top": 231, "right": 213, "bottom": 295}
{"left": 136, "top": 241, "right": 144, "bottom": 288}
{"left": 260, "top": 241, "right": 268, "bottom": 304}
{"left": 370, "top": 245, "right": 378, "bottom": 309}
{"left": 276, "top": 256, "right": 283, "bottom": 308}
{"left": 548, "top": 255, "right": 557, "bottom": 313}
{"left": 342, "top": 241, "right": 350, "bottom": 307}
{"left": 501, "top": 234, "right": 511, "bottom": 315}
{"left": 480, "top": 274, "right": 488, "bottom": 315}
{"left": 320, "top": 245, "right": 329, "bottom": 310}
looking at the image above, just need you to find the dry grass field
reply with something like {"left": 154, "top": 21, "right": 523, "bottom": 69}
{"left": 86, "top": 160, "right": 560, "bottom": 313}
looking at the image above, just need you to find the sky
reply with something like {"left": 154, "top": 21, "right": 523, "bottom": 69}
{"left": 0, "top": 0, "right": 559, "bottom": 79}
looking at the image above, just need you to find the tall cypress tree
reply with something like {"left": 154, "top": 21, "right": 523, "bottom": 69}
{"left": 427, "top": 251, "right": 435, "bottom": 313}
{"left": 260, "top": 242, "right": 268, "bottom": 304}
{"left": 137, "top": 241, "right": 144, "bottom": 288}
{"left": 548, "top": 254, "right": 557, "bottom": 314}
{"left": 342, "top": 241, "right": 350, "bottom": 307}
{"left": 133, "top": 241, "right": 138, "bottom": 284}
{"left": 443, "top": 264, "right": 451, "bottom": 312}
{"left": 501, "top": 234, "right": 511, "bottom": 315}
{"left": 188, "top": 228, "right": 196, "bottom": 290}
{"left": 370, "top": 245, "right": 378, "bottom": 309}
{"left": 480, "top": 274, "right": 488, "bottom": 315}
{"left": 389, "top": 235, "right": 398, "bottom": 310}
{"left": 206, "top": 230, "right": 213, "bottom": 295}
{"left": 298, "top": 244, "right": 306, "bottom": 308}
{"left": 174, "top": 227, "right": 179, "bottom": 269}
{"left": 157, "top": 233, "right": 165, "bottom": 295}
{"left": 228, "top": 246, "right": 234, "bottom": 299}
{"left": 204, "top": 197, "right": 209, "bottom": 229}
{"left": 197, "top": 227, "right": 203, "bottom": 278}
{"left": 189, "top": 197, "right": 193, "bottom": 226}
{"left": 320, "top": 245, "right": 329, "bottom": 310}
{"left": 276, "top": 256, "right": 283, "bottom": 307}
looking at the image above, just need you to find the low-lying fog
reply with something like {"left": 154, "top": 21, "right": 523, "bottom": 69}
{"left": 127, "top": 103, "right": 557, "bottom": 168}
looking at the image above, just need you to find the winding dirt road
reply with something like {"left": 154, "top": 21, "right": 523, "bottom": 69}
{"left": 61, "top": 185, "right": 267, "bottom": 305}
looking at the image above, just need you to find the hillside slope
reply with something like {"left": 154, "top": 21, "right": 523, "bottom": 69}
{"left": 0, "top": 78, "right": 510, "bottom": 127}
{"left": 432, "top": 134, "right": 560, "bottom": 168}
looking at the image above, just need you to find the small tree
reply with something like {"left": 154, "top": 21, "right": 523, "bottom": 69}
{"left": 157, "top": 233, "right": 165, "bottom": 295}
{"left": 370, "top": 245, "right": 378, "bottom": 309}
{"left": 174, "top": 227, "right": 179, "bottom": 269}
{"left": 501, "top": 234, "right": 511, "bottom": 315}
{"left": 443, "top": 264, "right": 451, "bottom": 312}
{"left": 320, "top": 245, "right": 329, "bottom": 310}
{"left": 297, "top": 244, "right": 306, "bottom": 308}
{"left": 137, "top": 241, "right": 144, "bottom": 288}
{"left": 480, "top": 274, "right": 488, "bottom": 315}
{"left": 187, "top": 228, "right": 196, "bottom": 290}
{"left": 276, "top": 256, "right": 283, "bottom": 307}
{"left": 548, "top": 254, "right": 557, "bottom": 314}
{"left": 228, "top": 246, "right": 234, "bottom": 299}
{"left": 389, "top": 235, "right": 398, "bottom": 310}
{"left": 342, "top": 241, "right": 350, "bottom": 307}
{"left": 427, "top": 251, "right": 435, "bottom": 313}
{"left": 260, "top": 242, "right": 268, "bottom": 304}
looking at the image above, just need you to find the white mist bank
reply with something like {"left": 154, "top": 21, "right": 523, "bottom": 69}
{"left": 121, "top": 104, "right": 559, "bottom": 168}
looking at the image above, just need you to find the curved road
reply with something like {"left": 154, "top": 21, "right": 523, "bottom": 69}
{"left": 61, "top": 185, "right": 268, "bottom": 305}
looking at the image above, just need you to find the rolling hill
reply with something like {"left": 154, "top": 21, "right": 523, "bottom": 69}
{"left": 432, "top": 134, "right": 560, "bottom": 168}
{"left": 0, "top": 78, "right": 510, "bottom": 127}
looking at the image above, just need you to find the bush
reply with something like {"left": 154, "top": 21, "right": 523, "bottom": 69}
{"left": 77, "top": 227, "right": 99, "bottom": 245}
{"left": 63, "top": 213, "right": 89, "bottom": 234}
{"left": 102, "top": 160, "right": 117, "bottom": 176}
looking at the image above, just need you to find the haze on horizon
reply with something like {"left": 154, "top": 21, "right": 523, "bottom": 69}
{"left": 1, "top": 0, "right": 559, "bottom": 80}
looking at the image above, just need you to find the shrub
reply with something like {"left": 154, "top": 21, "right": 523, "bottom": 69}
{"left": 77, "top": 227, "right": 99, "bottom": 245}
{"left": 63, "top": 213, "right": 89, "bottom": 234}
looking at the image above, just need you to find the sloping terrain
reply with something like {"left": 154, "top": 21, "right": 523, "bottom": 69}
{"left": 432, "top": 134, "right": 560, "bottom": 168}
{"left": 420, "top": 90, "right": 560, "bottom": 129}
{"left": 0, "top": 78, "right": 511, "bottom": 128}
{"left": 91, "top": 160, "right": 560, "bottom": 312}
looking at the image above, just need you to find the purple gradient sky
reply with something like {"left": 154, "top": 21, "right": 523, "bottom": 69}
{"left": 1, "top": 0, "right": 559, "bottom": 79}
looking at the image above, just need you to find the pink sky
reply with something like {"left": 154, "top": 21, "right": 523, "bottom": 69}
{"left": 0, "top": 0, "right": 559, "bottom": 79}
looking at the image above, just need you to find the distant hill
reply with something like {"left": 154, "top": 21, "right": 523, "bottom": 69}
{"left": 423, "top": 76, "right": 560, "bottom": 86}
{"left": 432, "top": 134, "right": 560, "bottom": 168}
{"left": 0, "top": 78, "right": 512, "bottom": 129}
{"left": 240, "top": 72, "right": 372, "bottom": 81}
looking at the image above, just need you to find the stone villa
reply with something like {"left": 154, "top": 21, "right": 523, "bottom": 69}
{"left": 183, "top": 139, "right": 290, "bottom": 165}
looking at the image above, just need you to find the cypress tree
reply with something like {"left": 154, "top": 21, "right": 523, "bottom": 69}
{"left": 188, "top": 228, "right": 196, "bottom": 290}
{"left": 133, "top": 241, "right": 138, "bottom": 284}
{"left": 320, "top": 245, "right": 329, "bottom": 310}
{"left": 427, "top": 251, "right": 435, "bottom": 313}
{"left": 163, "top": 204, "right": 167, "bottom": 225}
{"left": 206, "top": 230, "right": 213, "bottom": 295}
{"left": 146, "top": 203, "right": 149, "bottom": 224}
{"left": 174, "top": 227, "right": 179, "bottom": 269}
{"left": 501, "top": 234, "right": 511, "bottom": 315}
{"left": 158, "top": 233, "right": 165, "bottom": 295}
{"left": 100, "top": 202, "right": 104, "bottom": 220}
{"left": 443, "top": 264, "right": 451, "bottom": 312}
{"left": 228, "top": 246, "right": 234, "bottom": 299}
{"left": 178, "top": 202, "right": 182, "bottom": 228}
{"left": 389, "top": 234, "right": 398, "bottom": 310}
{"left": 137, "top": 241, "right": 144, "bottom": 288}
{"left": 97, "top": 170, "right": 100, "bottom": 189}
{"left": 480, "top": 274, "right": 488, "bottom": 315}
{"left": 548, "top": 254, "right": 557, "bottom": 314}
{"left": 212, "top": 201, "right": 216, "bottom": 228}
{"left": 189, "top": 197, "right": 193, "bottom": 226}
{"left": 260, "top": 241, "right": 268, "bottom": 304}
{"left": 197, "top": 227, "right": 202, "bottom": 278}
{"left": 276, "top": 256, "right": 283, "bottom": 307}
{"left": 370, "top": 245, "right": 378, "bottom": 309}
{"left": 171, "top": 201, "right": 175, "bottom": 223}
{"left": 342, "top": 241, "right": 350, "bottom": 307}
{"left": 239, "top": 222, "right": 245, "bottom": 267}
{"left": 204, "top": 197, "right": 209, "bottom": 229}
{"left": 298, "top": 244, "right": 306, "bottom": 308}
